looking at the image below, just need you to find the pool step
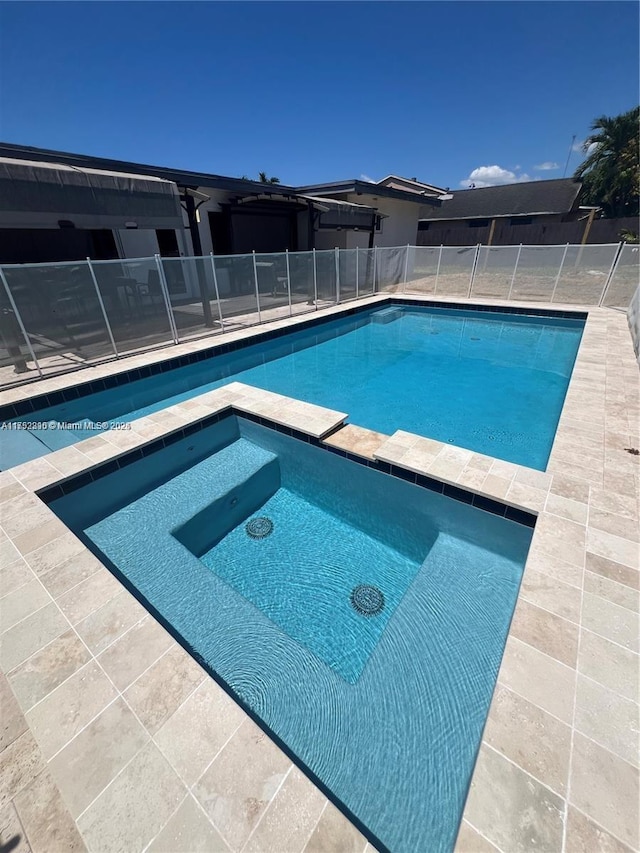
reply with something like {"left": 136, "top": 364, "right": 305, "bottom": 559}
{"left": 370, "top": 307, "right": 402, "bottom": 324}
{"left": 173, "top": 438, "right": 280, "bottom": 556}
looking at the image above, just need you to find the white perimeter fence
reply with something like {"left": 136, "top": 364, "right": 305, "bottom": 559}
{"left": 0, "top": 242, "right": 637, "bottom": 388}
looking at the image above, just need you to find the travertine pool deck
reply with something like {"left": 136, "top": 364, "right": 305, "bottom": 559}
{"left": 0, "top": 294, "right": 638, "bottom": 853}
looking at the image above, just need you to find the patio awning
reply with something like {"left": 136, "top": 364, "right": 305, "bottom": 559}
{"left": 0, "top": 158, "right": 184, "bottom": 230}
{"left": 234, "top": 192, "right": 380, "bottom": 230}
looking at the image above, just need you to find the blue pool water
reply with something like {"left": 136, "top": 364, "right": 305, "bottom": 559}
{"left": 1, "top": 304, "right": 584, "bottom": 470}
{"left": 50, "top": 416, "right": 533, "bottom": 852}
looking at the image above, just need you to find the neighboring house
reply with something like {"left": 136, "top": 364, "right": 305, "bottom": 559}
{"left": 417, "top": 178, "right": 587, "bottom": 246}
{"left": 297, "top": 175, "right": 449, "bottom": 250}
{"left": 0, "top": 143, "right": 448, "bottom": 265}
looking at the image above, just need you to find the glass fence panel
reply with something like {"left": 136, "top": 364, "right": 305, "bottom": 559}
{"left": 554, "top": 243, "right": 619, "bottom": 305}
{"left": 288, "top": 252, "right": 316, "bottom": 315}
{"left": 253, "top": 253, "right": 291, "bottom": 319}
{"left": 471, "top": 246, "right": 520, "bottom": 300}
{"left": 2, "top": 261, "right": 116, "bottom": 375}
{"left": 159, "top": 257, "right": 221, "bottom": 340}
{"left": 91, "top": 257, "right": 173, "bottom": 353}
{"left": 435, "top": 246, "right": 477, "bottom": 297}
{"left": 314, "top": 250, "right": 338, "bottom": 305}
{"left": 338, "top": 249, "right": 357, "bottom": 301}
{"left": 509, "top": 245, "right": 567, "bottom": 302}
{"left": 603, "top": 244, "right": 639, "bottom": 309}
{"left": 405, "top": 246, "right": 440, "bottom": 294}
{"left": 0, "top": 282, "right": 41, "bottom": 387}
{"left": 375, "top": 247, "right": 406, "bottom": 292}
{"left": 356, "top": 249, "right": 376, "bottom": 297}
{"left": 210, "top": 254, "right": 260, "bottom": 328}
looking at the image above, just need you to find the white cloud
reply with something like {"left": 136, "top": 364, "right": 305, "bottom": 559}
{"left": 573, "top": 140, "right": 597, "bottom": 154}
{"left": 459, "top": 165, "right": 534, "bottom": 188}
{"left": 360, "top": 173, "right": 375, "bottom": 183}
{"left": 534, "top": 161, "right": 560, "bottom": 171}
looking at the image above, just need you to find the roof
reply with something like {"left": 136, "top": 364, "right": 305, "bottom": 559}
{"left": 0, "top": 142, "right": 444, "bottom": 208}
{"left": 0, "top": 141, "right": 304, "bottom": 198}
{"left": 377, "top": 175, "right": 447, "bottom": 195}
{"left": 0, "top": 141, "right": 454, "bottom": 219}
{"left": 295, "top": 178, "right": 444, "bottom": 207}
{"left": 419, "top": 178, "right": 582, "bottom": 221}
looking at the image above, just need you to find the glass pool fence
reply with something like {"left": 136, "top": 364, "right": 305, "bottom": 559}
{"left": 0, "top": 242, "right": 637, "bottom": 388}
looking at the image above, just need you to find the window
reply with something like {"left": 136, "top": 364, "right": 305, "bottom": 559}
{"left": 468, "top": 219, "right": 490, "bottom": 227}
{"left": 156, "top": 229, "right": 180, "bottom": 257}
{"left": 510, "top": 216, "right": 533, "bottom": 225}
{"left": 418, "top": 222, "right": 430, "bottom": 231}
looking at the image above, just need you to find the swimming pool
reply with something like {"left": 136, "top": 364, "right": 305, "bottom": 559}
{"left": 46, "top": 414, "right": 533, "bottom": 853}
{"left": 1, "top": 301, "right": 584, "bottom": 470}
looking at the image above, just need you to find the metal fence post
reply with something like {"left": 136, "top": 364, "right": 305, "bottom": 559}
{"left": 335, "top": 247, "right": 340, "bottom": 304}
{"left": 403, "top": 243, "right": 410, "bottom": 293}
{"left": 312, "top": 248, "right": 318, "bottom": 309}
{"left": 550, "top": 243, "right": 570, "bottom": 304}
{"left": 468, "top": 244, "right": 481, "bottom": 298}
{"left": 209, "top": 253, "right": 224, "bottom": 332}
{"left": 599, "top": 241, "right": 625, "bottom": 307}
{"left": 86, "top": 258, "right": 118, "bottom": 357}
{"left": 155, "top": 255, "right": 179, "bottom": 344}
{"left": 507, "top": 243, "right": 523, "bottom": 300}
{"left": 355, "top": 248, "right": 359, "bottom": 299}
{"left": 285, "top": 249, "right": 292, "bottom": 317}
{"left": 0, "top": 266, "right": 43, "bottom": 377}
{"left": 373, "top": 246, "right": 378, "bottom": 293}
{"left": 252, "top": 250, "right": 262, "bottom": 323}
{"left": 434, "top": 245, "right": 443, "bottom": 295}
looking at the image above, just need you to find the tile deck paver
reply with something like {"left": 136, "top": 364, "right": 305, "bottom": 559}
{"left": 0, "top": 295, "right": 637, "bottom": 852}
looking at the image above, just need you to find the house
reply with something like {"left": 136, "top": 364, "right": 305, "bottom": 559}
{"left": 417, "top": 178, "right": 586, "bottom": 246}
{"left": 297, "top": 175, "right": 450, "bottom": 249}
{"left": 0, "top": 143, "right": 448, "bottom": 265}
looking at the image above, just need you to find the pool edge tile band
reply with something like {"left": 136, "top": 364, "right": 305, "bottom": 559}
{"left": 36, "top": 408, "right": 537, "bottom": 528}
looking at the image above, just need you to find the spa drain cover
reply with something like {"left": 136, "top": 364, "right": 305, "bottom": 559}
{"left": 350, "top": 585, "right": 385, "bottom": 617}
{"left": 246, "top": 517, "right": 274, "bottom": 539}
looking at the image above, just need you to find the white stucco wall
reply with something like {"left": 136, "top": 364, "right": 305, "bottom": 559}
{"left": 343, "top": 195, "right": 422, "bottom": 248}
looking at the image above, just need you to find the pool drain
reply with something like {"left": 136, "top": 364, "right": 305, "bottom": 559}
{"left": 246, "top": 517, "right": 273, "bottom": 539}
{"left": 350, "top": 585, "right": 385, "bottom": 617}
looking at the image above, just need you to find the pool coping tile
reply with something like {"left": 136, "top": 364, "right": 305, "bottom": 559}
{"left": 0, "top": 295, "right": 637, "bottom": 852}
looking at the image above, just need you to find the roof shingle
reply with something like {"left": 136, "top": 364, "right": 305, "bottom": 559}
{"left": 421, "top": 178, "right": 582, "bottom": 221}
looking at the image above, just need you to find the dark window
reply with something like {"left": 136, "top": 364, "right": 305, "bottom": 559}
{"left": 156, "top": 229, "right": 180, "bottom": 257}
{"left": 510, "top": 216, "right": 533, "bottom": 225}
{"left": 90, "top": 230, "right": 118, "bottom": 260}
{"left": 468, "top": 219, "right": 490, "bottom": 227}
{"left": 418, "top": 222, "right": 430, "bottom": 231}
{"left": 208, "top": 211, "right": 232, "bottom": 255}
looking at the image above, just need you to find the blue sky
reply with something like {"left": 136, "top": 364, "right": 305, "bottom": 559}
{"left": 0, "top": 1, "right": 638, "bottom": 189}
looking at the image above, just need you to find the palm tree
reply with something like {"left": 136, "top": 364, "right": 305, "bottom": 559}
{"left": 574, "top": 107, "right": 639, "bottom": 217}
{"left": 258, "top": 171, "right": 280, "bottom": 184}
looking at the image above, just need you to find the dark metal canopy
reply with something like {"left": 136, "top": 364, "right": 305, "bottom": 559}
{"left": 0, "top": 157, "right": 185, "bottom": 230}
{"left": 233, "top": 192, "right": 380, "bottom": 230}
